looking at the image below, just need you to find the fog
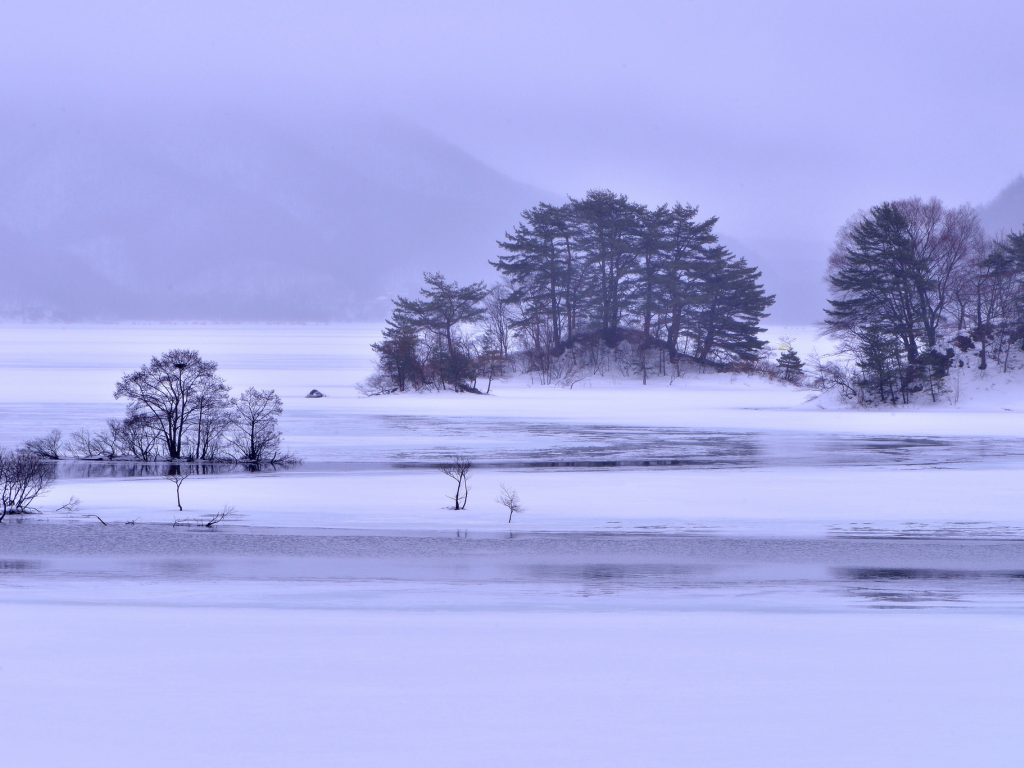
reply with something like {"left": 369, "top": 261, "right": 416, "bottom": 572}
{"left": 0, "top": 105, "right": 541, "bottom": 320}
{"left": 2, "top": 1, "right": 1023, "bottom": 323}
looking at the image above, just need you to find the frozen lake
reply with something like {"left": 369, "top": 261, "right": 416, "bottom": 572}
{"left": 2, "top": 323, "right": 1024, "bottom": 767}
{"left": 4, "top": 322, "right": 1024, "bottom": 536}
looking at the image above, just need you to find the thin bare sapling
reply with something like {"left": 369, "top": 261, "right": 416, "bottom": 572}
{"left": 440, "top": 454, "right": 473, "bottom": 510}
{"left": 165, "top": 464, "right": 198, "bottom": 512}
{"left": 497, "top": 484, "right": 524, "bottom": 524}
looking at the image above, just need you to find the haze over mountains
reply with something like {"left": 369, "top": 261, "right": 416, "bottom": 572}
{"left": 979, "top": 175, "right": 1024, "bottom": 237}
{"left": 1, "top": 104, "right": 1021, "bottom": 325}
{"left": 2, "top": 3, "right": 1024, "bottom": 326}
{"left": 0, "top": 105, "right": 544, "bottom": 322}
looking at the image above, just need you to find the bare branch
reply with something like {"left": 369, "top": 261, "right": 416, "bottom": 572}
{"left": 55, "top": 496, "right": 82, "bottom": 513}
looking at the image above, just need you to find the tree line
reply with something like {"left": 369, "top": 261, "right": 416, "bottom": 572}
{"left": 25, "top": 349, "right": 291, "bottom": 464}
{"left": 822, "top": 197, "right": 1024, "bottom": 403}
{"left": 366, "top": 189, "right": 776, "bottom": 393}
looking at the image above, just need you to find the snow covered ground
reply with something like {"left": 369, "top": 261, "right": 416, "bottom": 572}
{"left": 3, "top": 605, "right": 1022, "bottom": 768}
{"left": 2, "top": 322, "right": 1024, "bottom": 766}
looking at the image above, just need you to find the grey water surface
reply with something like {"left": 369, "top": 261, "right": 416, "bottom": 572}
{"left": 2, "top": 523, "right": 1023, "bottom": 612}
{"left": 28, "top": 413, "right": 1024, "bottom": 478}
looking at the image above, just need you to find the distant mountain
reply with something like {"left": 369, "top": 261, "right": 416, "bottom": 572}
{"left": 978, "top": 175, "right": 1024, "bottom": 237}
{"left": 0, "top": 105, "right": 547, "bottom": 321}
{"left": 718, "top": 236, "right": 829, "bottom": 326}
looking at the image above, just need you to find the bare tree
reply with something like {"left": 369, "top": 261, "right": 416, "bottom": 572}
{"left": 67, "top": 427, "right": 108, "bottom": 459}
{"left": 895, "top": 199, "right": 982, "bottom": 351}
{"left": 23, "top": 429, "right": 63, "bottom": 459}
{"left": 165, "top": 464, "right": 197, "bottom": 512}
{"left": 496, "top": 484, "right": 524, "bottom": 524}
{"left": 191, "top": 381, "right": 234, "bottom": 460}
{"left": 0, "top": 448, "right": 56, "bottom": 521}
{"left": 476, "top": 335, "right": 508, "bottom": 394}
{"left": 227, "top": 388, "right": 285, "bottom": 463}
{"left": 439, "top": 454, "right": 473, "bottom": 510}
{"left": 114, "top": 349, "right": 230, "bottom": 460}
{"left": 484, "top": 282, "right": 515, "bottom": 361}
{"left": 112, "top": 413, "right": 163, "bottom": 460}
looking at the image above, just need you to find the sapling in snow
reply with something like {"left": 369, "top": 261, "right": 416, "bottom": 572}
{"left": 497, "top": 484, "right": 524, "bottom": 524}
{"left": 165, "top": 464, "right": 197, "bottom": 512}
{"left": 440, "top": 454, "right": 473, "bottom": 510}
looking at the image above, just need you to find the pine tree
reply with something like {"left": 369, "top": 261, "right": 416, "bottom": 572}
{"left": 685, "top": 246, "right": 775, "bottom": 366}
{"left": 777, "top": 348, "right": 804, "bottom": 382}
{"left": 370, "top": 310, "right": 424, "bottom": 392}
{"left": 855, "top": 325, "right": 905, "bottom": 404}
{"left": 492, "top": 203, "right": 576, "bottom": 351}
{"left": 825, "top": 202, "right": 934, "bottom": 399}
{"left": 572, "top": 190, "right": 643, "bottom": 343}
{"left": 633, "top": 203, "right": 672, "bottom": 343}
{"left": 657, "top": 203, "right": 720, "bottom": 362}
{"left": 391, "top": 272, "right": 488, "bottom": 391}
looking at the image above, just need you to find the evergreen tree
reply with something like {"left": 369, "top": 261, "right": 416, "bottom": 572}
{"left": 657, "top": 203, "right": 720, "bottom": 362}
{"left": 633, "top": 203, "right": 672, "bottom": 343}
{"left": 855, "top": 325, "right": 906, "bottom": 404}
{"left": 370, "top": 310, "right": 424, "bottom": 392}
{"left": 825, "top": 203, "right": 928, "bottom": 398}
{"left": 777, "top": 347, "right": 804, "bottom": 382}
{"left": 492, "top": 202, "right": 577, "bottom": 352}
{"left": 391, "top": 272, "right": 488, "bottom": 391}
{"left": 685, "top": 246, "right": 774, "bottom": 366}
{"left": 826, "top": 202, "right": 925, "bottom": 366}
{"left": 369, "top": 190, "right": 780, "bottom": 393}
{"left": 494, "top": 191, "right": 772, "bottom": 367}
{"left": 572, "top": 190, "right": 643, "bottom": 343}
{"left": 988, "top": 229, "right": 1024, "bottom": 366}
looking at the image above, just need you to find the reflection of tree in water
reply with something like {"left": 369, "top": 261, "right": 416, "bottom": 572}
{"left": 373, "top": 416, "right": 1024, "bottom": 469}
{"left": 56, "top": 460, "right": 291, "bottom": 480}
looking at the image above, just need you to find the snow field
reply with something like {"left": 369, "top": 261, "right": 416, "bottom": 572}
{"left": 2, "top": 322, "right": 1024, "bottom": 767}
{"left": 1, "top": 605, "right": 1022, "bottom": 768}
{"left": 40, "top": 463, "right": 1024, "bottom": 534}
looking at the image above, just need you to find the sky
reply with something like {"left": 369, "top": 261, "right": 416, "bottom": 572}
{"left": 1, "top": 1, "right": 1023, "bottom": 321}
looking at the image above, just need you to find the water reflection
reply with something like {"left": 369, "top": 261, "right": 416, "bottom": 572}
{"left": 55, "top": 460, "right": 295, "bottom": 479}
{"left": 834, "top": 567, "right": 1024, "bottom": 608}
{"left": 288, "top": 414, "right": 1024, "bottom": 469}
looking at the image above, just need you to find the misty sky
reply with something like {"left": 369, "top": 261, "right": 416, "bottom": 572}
{"left": 2, "top": 1, "right": 1023, "bottom": 321}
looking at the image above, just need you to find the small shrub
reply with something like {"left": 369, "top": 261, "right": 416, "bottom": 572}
{"left": 0, "top": 448, "right": 56, "bottom": 521}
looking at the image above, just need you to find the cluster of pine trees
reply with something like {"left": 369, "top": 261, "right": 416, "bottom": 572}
{"left": 366, "top": 190, "right": 776, "bottom": 393}
{"left": 823, "top": 197, "right": 1024, "bottom": 403}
